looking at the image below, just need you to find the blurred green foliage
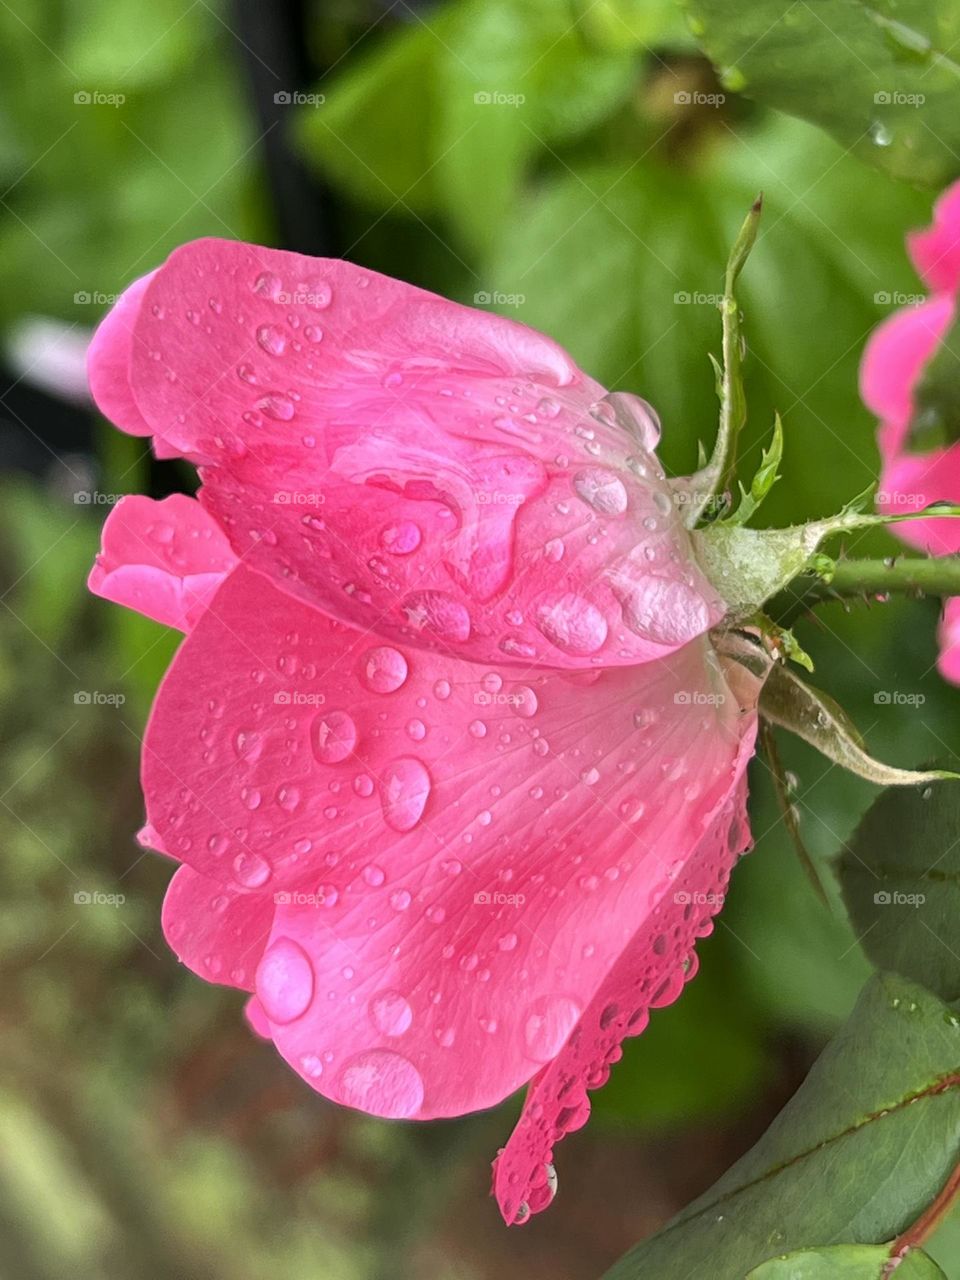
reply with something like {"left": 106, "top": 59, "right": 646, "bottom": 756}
{"left": 3, "top": 0, "right": 960, "bottom": 1275}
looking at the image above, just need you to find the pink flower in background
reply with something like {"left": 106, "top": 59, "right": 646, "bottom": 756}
{"left": 860, "top": 180, "right": 960, "bottom": 682}
{"left": 87, "top": 239, "right": 762, "bottom": 1223}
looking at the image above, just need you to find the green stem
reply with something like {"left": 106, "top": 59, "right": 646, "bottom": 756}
{"left": 773, "top": 555, "right": 960, "bottom": 623}
{"left": 687, "top": 195, "right": 762, "bottom": 524}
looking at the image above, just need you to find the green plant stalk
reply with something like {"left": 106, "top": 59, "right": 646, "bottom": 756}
{"left": 774, "top": 555, "right": 960, "bottom": 623}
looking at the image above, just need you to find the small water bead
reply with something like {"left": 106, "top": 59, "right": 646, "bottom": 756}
{"left": 381, "top": 521, "right": 421, "bottom": 555}
{"left": 573, "top": 468, "right": 628, "bottom": 516}
{"left": 390, "top": 888, "right": 412, "bottom": 912}
{"left": 353, "top": 773, "right": 375, "bottom": 797}
{"left": 311, "top": 709, "right": 358, "bottom": 765}
{"left": 369, "top": 990, "right": 413, "bottom": 1037}
{"left": 433, "top": 678, "right": 452, "bottom": 701}
{"left": 303, "top": 324, "right": 323, "bottom": 343}
{"left": 207, "top": 833, "right": 229, "bottom": 856}
{"left": 380, "top": 758, "right": 431, "bottom": 832}
{"left": 498, "top": 932, "right": 518, "bottom": 951}
{"left": 537, "top": 396, "right": 562, "bottom": 419}
{"left": 544, "top": 538, "right": 565, "bottom": 562}
{"left": 337, "top": 1050, "right": 424, "bottom": 1118}
{"left": 256, "top": 324, "right": 288, "bottom": 356}
{"left": 293, "top": 838, "right": 313, "bottom": 856}
{"left": 406, "top": 719, "right": 427, "bottom": 741}
{"left": 255, "top": 937, "right": 315, "bottom": 1023}
{"left": 426, "top": 904, "right": 446, "bottom": 924}
{"left": 232, "top": 851, "right": 271, "bottom": 888}
{"left": 469, "top": 720, "right": 488, "bottom": 738}
{"left": 300, "top": 1054, "right": 324, "bottom": 1078}
{"left": 362, "top": 864, "right": 386, "bottom": 888}
{"left": 361, "top": 646, "right": 408, "bottom": 693}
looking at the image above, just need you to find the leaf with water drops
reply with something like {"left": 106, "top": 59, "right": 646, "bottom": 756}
{"left": 838, "top": 778, "right": 960, "bottom": 1001}
{"left": 681, "top": 0, "right": 960, "bottom": 186}
{"left": 759, "top": 662, "right": 959, "bottom": 787}
{"left": 605, "top": 974, "right": 960, "bottom": 1279}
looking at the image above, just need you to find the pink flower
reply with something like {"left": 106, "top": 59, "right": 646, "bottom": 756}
{"left": 87, "top": 239, "right": 762, "bottom": 1223}
{"left": 860, "top": 181, "right": 960, "bottom": 681}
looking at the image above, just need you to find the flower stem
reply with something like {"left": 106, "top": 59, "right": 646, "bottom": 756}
{"left": 774, "top": 555, "right": 960, "bottom": 623}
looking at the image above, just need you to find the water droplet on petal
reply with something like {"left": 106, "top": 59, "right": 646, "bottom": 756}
{"left": 256, "top": 324, "right": 288, "bottom": 356}
{"left": 573, "top": 468, "right": 628, "bottom": 515}
{"left": 380, "top": 758, "right": 431, "bottom": 832}
{"left": 369, "top": 990, "right": 413, "bottom": 1037}
{"left": 523, "top": 995, "right": 582, "bottom": 1062}
{"left": 337, "top": 1050, "right": 424, "bottom": 1118}
{"left": 257, "top": 393, "right": 296, "bottom": 421}
{"left": 255, "top": 937, "right": 315, "bottom": 1023}
{"left": 403, "top": 592, "right": 471, "bottom": 643}
{"left": 310, "top": 709, "right": 358, "bottom": 764}
{"left": 613, "top": 576, "right": 710, "bottom": 646}
{"left": 361, "top": 646, "right": 408, "bottom": 693}
{"left": 232, "top": 851, "right": 271, "bottom": 888}
{"left": 381, "top": 521, "right": 422, "bottom": 555}
{"left": 536, "top": 594, "right": 607, "bottom": 655}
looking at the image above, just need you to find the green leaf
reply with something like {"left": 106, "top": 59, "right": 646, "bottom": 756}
{"left": 681, "top": 0, "right": 960, "bottom": 186}
{"left": 747, "top": 1243, "right": 946, "bottom": 1278}
{"left": 604, "top": 974, "right": 960, "bottom": 1279}
{"left": 298, "top": 0, "right": 635, "bottom": 252}
{"left": 760, "top": 663, "right": 958, "bottom": 787}
{"left": 838, "top": 780, "right": 960, "bottom": 1001}
{"left": 719, "top": 413, "right": 784, "bottom": 526}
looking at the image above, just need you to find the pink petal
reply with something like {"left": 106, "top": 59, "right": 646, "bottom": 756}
{"left": 493, "top": 769, "right": 751, "bottom": 1223}
{"left": 878, "top": 447, "right": 960, "bottom": 555}
{"left": 938, "top": 597, "right": 960, "bottom": 685}
{"left": 860, "top": 295, "right": 953, "bottom": 457}
{"left": 161, "top": 863, "right": 274, "bottom": 991}
{"left": 115, "top": 238, "right": 721, "bottom": 667}
{"left": 908, "top": 180, "right": 960, "bottom": 293}
{"left": 142, "top": 566, "right": 759, "bottom": 1124}
{"left": 244, "top": 995, "right": 273, "bottom": 1040}
{"left": 88, "top": 494, "right": 238, "bottom": 631}
{"left": 87, "top": 271, "right": 157, "bottom": 437}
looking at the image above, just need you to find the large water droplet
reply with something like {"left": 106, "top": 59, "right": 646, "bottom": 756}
{"left": 337, "top": 1049, "right": 424, "bottom": 1118}
{"left": 361, "top": 646, "right": 408, "bottom": 693}
{"left": 380, "top": 758, "right": 431, "bottom": 832}
{"left": 381, "top": 521, "right": 422, "bottom": 555}
{"left": 613, "top": 576, "right": 710, "bottom": 646}
{"left": 403, "top": 592, "right": 471, "bottom": 643}
{"left": 573, "top": 468, "right": 628, "bottom": 515}
{"left": 256, "top": 324, "right": 288, "bottom": 356}
{"left": 255, "top": 937, "right": 315, "bottom": 1023}
{"left": 310, "top": 709, "right": 358, "bottom": 765}
{"left": 536, "top": 594, "right": 607, "bottom": 655}
{"left": 257, "top": 393, "right": 296, "bottom": 421}
{"left": 232, "top": 851, "right": 271, "bottom": 888}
